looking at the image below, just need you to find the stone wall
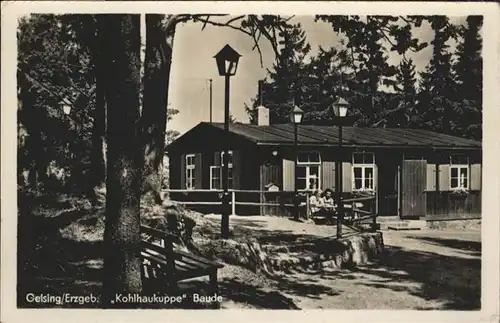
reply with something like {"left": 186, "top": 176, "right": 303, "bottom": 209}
{"left": 140, "top": 200, "right": 385, "bottom": 275}
{"left": 195, "top": 232, "right": 385, "bottom": 275}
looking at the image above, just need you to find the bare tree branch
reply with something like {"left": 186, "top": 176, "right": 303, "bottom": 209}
{"left": 251, "top": 33, "right": 264, "bottom": 67}
{"left": 222, "top": 15, "right": 247, "bottom": 26}
{"left": 200, "top": 15, "right": 211, "bottom": 31}
{"left": 23, "top": 73, "right": 76, "bottom": 106}
{"left": 250, "top": 16, "right": 282, "bottom": 62}
{"left": 251, "top": 29, "right": 263, "bottom": 50}
{"left": 196, "top": 14, "right": 242, "bottom": 31}
{"left": 191, "top": 15, "right": 251, "bottom": 36}
{"left": 22, "top": 55, "right": 95, "bottom": 101}
{"left": 190, "top": 14, "right": 288, "bottom": 67}
{"left": 162, "top": 14, "right": 292, "bottom": 68}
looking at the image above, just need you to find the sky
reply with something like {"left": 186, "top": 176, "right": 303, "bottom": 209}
{"left": 166, "top": 15, "right": 468, "bottom": 136}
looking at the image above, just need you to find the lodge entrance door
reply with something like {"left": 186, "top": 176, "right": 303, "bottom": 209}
{"left": 402, "top": 158, "right": 427, "bottom": 218}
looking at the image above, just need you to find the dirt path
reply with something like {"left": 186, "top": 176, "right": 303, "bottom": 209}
{"left": 21, "top": 198, "right": 480, "bottom": 310}
{"left": 216, "top": 229, "right": 481, "bottom": 310}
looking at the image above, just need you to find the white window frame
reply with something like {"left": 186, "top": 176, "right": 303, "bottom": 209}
{"left": 296, "top": 151, "right": 321, "bottom": 191}
{"left": 210, "top": 151, "right": 233, "bottom": 190}
{"left": 352, "top": 152, "right": 376, "bottom": 191}
{"left": 450, "top": 156, "right": 469, "bottom": 190}
{"left": 210, "top": 166, "right": 221, "bottom": 190}
{"left": 185, "top": 154, "right": 196, "bottom": 190}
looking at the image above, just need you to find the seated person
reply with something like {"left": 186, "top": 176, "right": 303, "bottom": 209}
{"left": 309, "top": 189, "right": 335, "bottom": 224}
{"left": 309, "top": 189, "right": 325, "bottom": 215}
{"left": 322, "top": 188, "right": 335, "bottom": 211}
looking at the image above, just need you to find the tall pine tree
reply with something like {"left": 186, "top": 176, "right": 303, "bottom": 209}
{"left": 380, "top": 58, "right": 418, "bottom": 127}
{"left": 316, "top": 16, "right": 394, "bottom": 126}
{"left": 416, "top": 16, "right": 458, "bottom": 134}
{"left": 452, "top": 15, "right": 483, "bottom": 140}
{"left": 245, "top": 22, "right": 312, "bottom": 123}
{"left": 316, "top": 15, "right": 428, "bottom": 127}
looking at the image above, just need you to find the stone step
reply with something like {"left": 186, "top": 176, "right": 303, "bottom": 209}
{"left": 380, "top": 220, "right": 426, "bottom": 231}
{"left": 376, "top": 216, "right": 401, "bottom": 223}
{"left": 387, "top": 226, "right": 421, "bottom": 231}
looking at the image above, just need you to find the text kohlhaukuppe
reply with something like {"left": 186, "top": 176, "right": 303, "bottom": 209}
{"left": 113, "top": 293, "right": 222, "bottom": 304}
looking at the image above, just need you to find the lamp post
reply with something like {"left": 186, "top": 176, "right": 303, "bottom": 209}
{"left": 290, "top": 106, "right": 303, "bottom": 221}
{"left": 214, "top": 44, "right": 241, "bottom": 239}
{"left": 331, "top": 97, "right": 350, "bottom": 239}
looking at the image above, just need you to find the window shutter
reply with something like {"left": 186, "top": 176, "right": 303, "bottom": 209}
{"left": 168, "top": 153, "right": 178, "bottom": 189}
{"left": 438, "top": 164, "right": 450, "bottom": 191}
{"left": 470, "top": 163, "right": 481, "bottom": 191}
{"left": 195, "top": 153, "right": 202, "bottom": 189}
{"left": 321, "top": 160, "right": 335, "bottom": 190}
{"left": 180, "top": 154, "right": 186, "bottom": 189}
{"left": 342, "top": 161, "right": 352, "bottom": 192}
{"left": 426, "top": 163, "right": 437, "bottom": 191}
{"left": 282, "top": 158, "right": 295, "bottom": 191}
{"left": 214, "top": 151, "right": 221, "bottom": 166}
{"left": 232, "top": 150, "right": 241, "bottom": 189}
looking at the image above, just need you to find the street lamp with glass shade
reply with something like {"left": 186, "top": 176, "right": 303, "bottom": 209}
{"left": 214, "top": 44, "right": 241, "bottom": 239}
{"left": 290, "top": 106, "right": 303, "bottom": 221}
{"left": 330, "top": 96, "right": 350, "bottom": 239}
{"left": 291, "top": 106, "right": 304, "bottom": 124}
{"left": 332, "top": 97, "right": 350, "bottom": 118}
{"left": 214, "top": 44, "right": 241, "bottom": 76}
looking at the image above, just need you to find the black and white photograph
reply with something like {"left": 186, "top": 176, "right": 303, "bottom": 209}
{"left": 1, "top": 1, "right": 499, "bottom": 322}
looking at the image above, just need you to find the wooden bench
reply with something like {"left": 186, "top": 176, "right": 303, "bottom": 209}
{"left": 309, "top": 202, "right": 364, "bottom": 225}
{"left": 140, "top": 225, "right": 224, "bottom": 308}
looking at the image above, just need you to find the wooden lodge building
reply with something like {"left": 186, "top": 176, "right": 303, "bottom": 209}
{"left": 167, "top": 107, "right": 482, "bottom": 221}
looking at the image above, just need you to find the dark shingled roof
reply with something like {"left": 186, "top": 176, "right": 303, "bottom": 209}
{"left": 206, "top": 122, "right": 481, "bottom": 149}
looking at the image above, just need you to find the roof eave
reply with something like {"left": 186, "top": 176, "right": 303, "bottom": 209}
{"left": 255, "top": 142, "right": 481, "bottom": 150}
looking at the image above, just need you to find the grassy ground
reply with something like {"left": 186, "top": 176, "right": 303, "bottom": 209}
{"left": 17, "top": 193, "right": 481, "bottom": 310}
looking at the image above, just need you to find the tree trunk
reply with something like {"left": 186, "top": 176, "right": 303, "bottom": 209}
{"left": 140, "top": 14, "right": 175, "bottom": 204}
{"left": 98, "top": 14, "right": 143, "bottom": 307}
{"left": 87, "top": 16, "right": 108, "bottom": 202}
{"left": 18, "top": 105, "right": 42, "bottom": 188}
{"left": 33, "top": 133, "right": 48, "bottom": 186}
{"left": 19, "top": 81, "right": 48, "bottom": 188}
{"left": 89, "top": 58, "right": 107, "bottom": 194}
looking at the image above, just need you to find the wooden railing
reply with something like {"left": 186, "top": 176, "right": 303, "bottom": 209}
{"left": 163, "top": 189, "right": 378, "bottom": 232}
{"left": 165, "top": 189, "right": 379, "bottom": 235}
{"left": 164, "top": 189, "right": 295, "bottom": 216}
{"left": 343, "top": 195, "right": 378, "bottom": 231}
